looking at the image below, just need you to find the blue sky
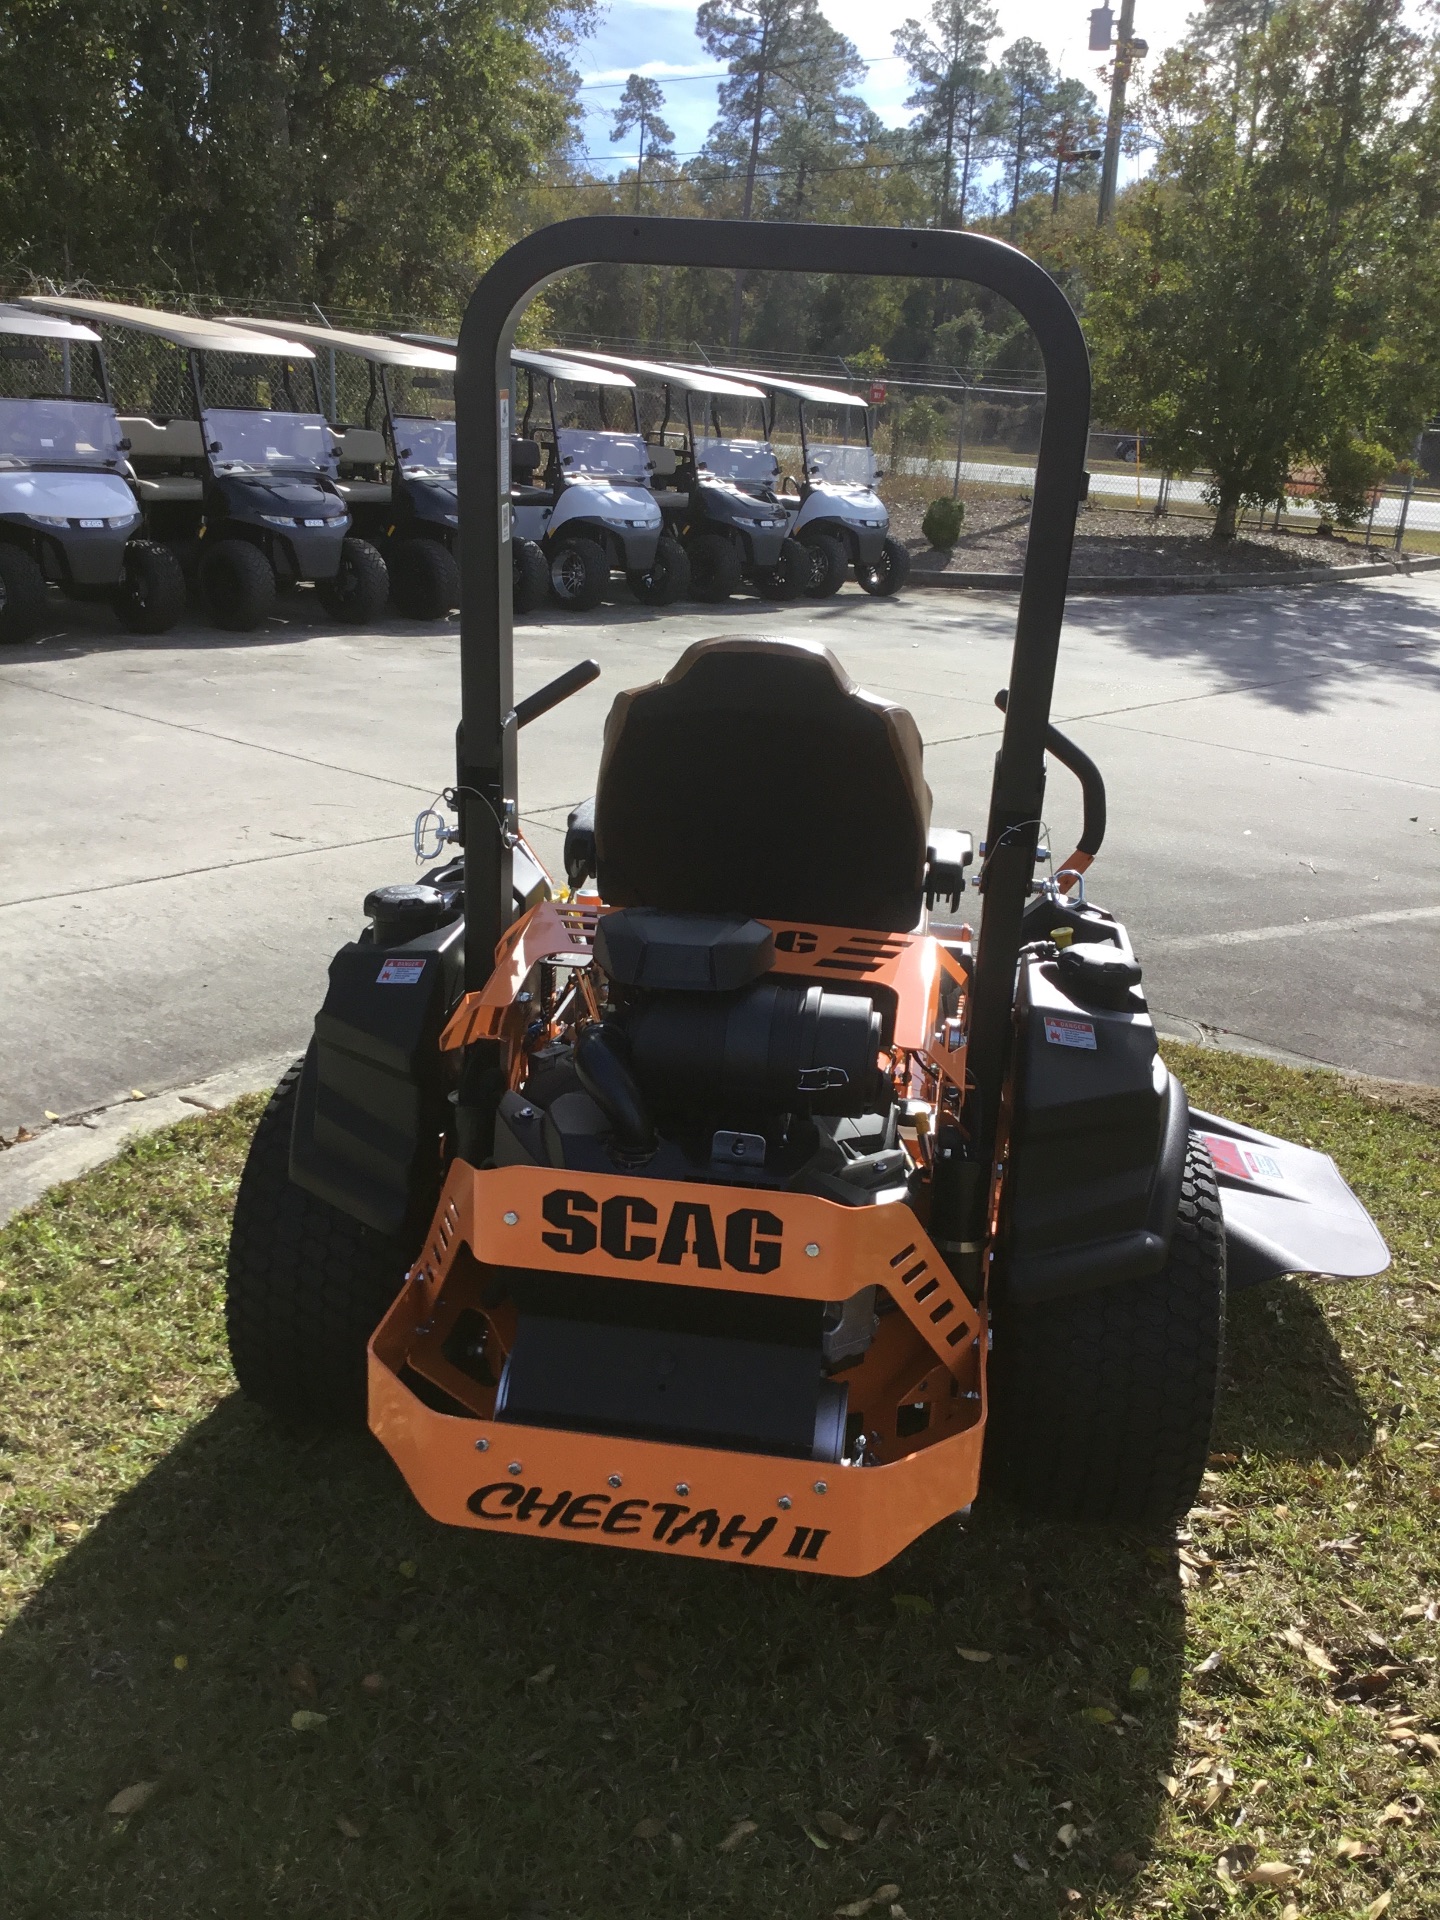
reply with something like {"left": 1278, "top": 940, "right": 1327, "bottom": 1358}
{"left": 570, "top": 0, "right": 1190, "bottom": 185}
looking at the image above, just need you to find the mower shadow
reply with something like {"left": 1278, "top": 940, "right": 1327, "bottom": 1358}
{"left": 1213, "top": 1277, "right": 1374, "bottom": 1465}
{"left": 0, "top": 1398, "right": 1186, "bottom": 1920}
{"left": 1101, "top": 580, "right": 1440, "bottom": 715}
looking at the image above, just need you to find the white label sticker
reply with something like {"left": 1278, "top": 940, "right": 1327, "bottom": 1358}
{"left": 377, "top": 957, "right": 426, "bottom": 985}
{"left": 1044, "top": 1015, "right": 1097, "bottom": 1050}
{"left": 1244, "top": 1148, "right": 1283, "bottom": 1179}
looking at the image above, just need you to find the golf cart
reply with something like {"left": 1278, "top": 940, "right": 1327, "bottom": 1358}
{"left": 743, "top": 371, "right": 909, "bottom": 598}
{"left": 510, "top": 348, "right": 689, "bottom": 610}
{"left": 227, "top": 217, "right": 1387, "bottom": 1578}
{"left": 21, "top": 297, "right": 388, "bottom": 632}
{"left": 559, "top": 349, "right": 804, "bottom": 602}
{"left": 226, "top": 319, "right": 548, "bottom": 620}
{"left": 0, "top": 304, "right": 184, "bottom": 641}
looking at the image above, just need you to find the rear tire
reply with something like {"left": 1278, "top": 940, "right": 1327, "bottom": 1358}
{"left": 801, "top": 531, "right": 849, "bottom": 599}
{"left": 317, "top": 537, "right": 389, "bottom": 624}
{"left": 0, "top": 544, "right": 49, "bottom": 643}
{"left": 751, "top": 535, "right": 808, "bottom": 601}
{"left": 226, "top": 1058, "right": 416, "bottom": 1425}
{"left": 512, "top": 536, "right": 550, "bottom": 613}
{"left": 548, "top": 535, "right": 609, "bottom": 610}
{"left": 388, "top": 536, "right": 458, "bottom": 620}
{"left": 628, "top": 533, "right": 691, "bottom": 606}
{"left": 200, "top": 538, "right": 276, "bottom": 631}
{"left": 685, "top": 532, "right": 743, "bottom": 603}
{"left": 857, "top": 535, "right": 911, "bottom": 598}
{"left": 985, "top": 1137, "right": 1226, "bottom": 1528}
{"left": 114, "top": 540, "right": 186, "bottom": 634}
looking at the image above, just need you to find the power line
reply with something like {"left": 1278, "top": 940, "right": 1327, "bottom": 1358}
{"left": 578, "top": 54, "right": 904, "bottom": 91}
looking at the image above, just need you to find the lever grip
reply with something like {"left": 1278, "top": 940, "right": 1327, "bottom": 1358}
{"left": 994, "top": 688, "right": 1106, "bottom": 858}
{"left": 513, "top": 658, "right": 601, "bottom": 730}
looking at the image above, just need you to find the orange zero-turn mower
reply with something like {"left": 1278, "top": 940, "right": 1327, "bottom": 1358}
{"left": 226, "top": 218, "right": 1389, "bottom": 1578}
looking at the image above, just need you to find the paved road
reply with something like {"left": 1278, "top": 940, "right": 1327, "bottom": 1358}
{"left": 3, "top": 574, "right": 1438, "bottom": 1136}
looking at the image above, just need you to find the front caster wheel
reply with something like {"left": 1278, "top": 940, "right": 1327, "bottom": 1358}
{"left": 857, "top": 536, "right": 911, "bottom": 598}
{"left": 317, "top": 538, "right": 389, "bottom": 624}
{"left": 628, "top": 534, "right": 691, "bottom": 606}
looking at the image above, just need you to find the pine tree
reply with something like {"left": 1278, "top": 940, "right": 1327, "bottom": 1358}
{"left": 893, "top": 0, "right": 1003, "bottom": 229}
{"left": 610, "top": 75, "right": 675, "bottom": 213}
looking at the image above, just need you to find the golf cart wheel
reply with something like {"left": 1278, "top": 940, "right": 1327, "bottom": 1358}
{"left": 388, "top": 536, "right": 459, "bottom": 620}
{"left": 0, "top": 543, "right": 48, "bottom": 643}
{"left": 549, "top": 536, "right": 609, "bottom": 610}
{"left": 200, "top": 538, "right": 276, "bottom": 631}
{"left": 512, "top": 536, "right": 550, "bottom": 614}
{"left": 802, "top": 532, "right": 849, "bottom": 599}
{"left": 317, "top": 537, "right": 389, "bottom": 624}
{"left": 752, "top": 536, "right": 809, "bottom": 602}
{"left": 857, "top": 536, "right": 911, "bottom": 599}
{"left": 629, "top": 534, "right": 692, "bottom": 607}
{"left": 685, "top": 532, "right": 743, "bottom": 603}
{"left": 985, "top": 1137, "right": 1226, "bottom": 1528}
{"left": 114, "top": 540, "right": 186, "bottom": 634}
{"left": 226, "top": 1056, "right": 416, "bottom": 1425}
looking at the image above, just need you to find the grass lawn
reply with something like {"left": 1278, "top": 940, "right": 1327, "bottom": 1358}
{"left": 0, "top": 1043, "right": 1437, "bottom": 1920}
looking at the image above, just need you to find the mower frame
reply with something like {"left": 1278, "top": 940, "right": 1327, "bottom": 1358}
{"left": 453, "top": 216, "right": 1090, "bottom": 1157}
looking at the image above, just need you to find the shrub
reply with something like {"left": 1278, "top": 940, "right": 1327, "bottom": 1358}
{"left": 922, "top": 496, "right": 965, "bottom": 549}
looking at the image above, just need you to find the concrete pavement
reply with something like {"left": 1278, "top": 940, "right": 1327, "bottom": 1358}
{"left": 2, "top": 574, "right": 1437, "bottom": 1146}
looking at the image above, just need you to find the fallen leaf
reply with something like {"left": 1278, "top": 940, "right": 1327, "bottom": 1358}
{"left": 956, "top": 1646, "right": 993, "bottom": 1662}
{"left": 172, "top": 1654, "right": 188, "bottom": 1672}
{"left": 1216, "top": 1846, "right": 1257, "bottom": 1884}
{"left": 1079, "top": 1705, "right": 1115, "bottom": 1724}
{"left": 1377, "top": 1798, "right": 1422, "bottom": 1826}
{"left": 874, "top": 1890, "right": 901, "bottom": 1905}
{"left": 44, "top": 1110, "right": 61, "bottom": 1121}
{"left": 1195, "top": 1650, "right": 1223, "bottom": 1675}
{"left": 1280, "top": 1906, "right": 1300, "bottom": 1920}
{"left": 335, "top": 1815, "right": 362, "bottom": 1839}
{"left": 287, "top": 1659, "right": 317, "bottom": 1699}
{"left": 892, "top": 1593, "right": 933, "bottom": 1615}
{"left": 718, "top": 1817, "right": 757, "bottom": 1852}
{"left": 361, "top": 1672, "right": 385, "bottom": 1694}
{"left": 1012, "top": 1852, "right": 1033, "bottom": 1872}
{"left": 833, "top": 1903, "right": 873, "bottom": 1919}
{"left": 290, "top": 1709, "right": 328, "bottom": 1731}
{"left": 1158, "top": 1772, "right": 1180, "bottom": 1798}
{"left": 803, "top": 1822, "right": 834, "bottom": 1849}
{"left": 1055, "top": 1823, "right": 1078, "bottom": 1850}
{"left": 816, "top": 1810, "right": 866, "bottom": 1843}
{"left": 397, "top": 1560, "right": 417, "bottom": 1578}
{"left": 1280, "top": 1628, "right": 1339, "bottom": 1674}
{"left": 1335, "top": 1838, "right": 1376, "bottom": 1861}
{"left": 1416, "top": 1732, "right": 1440, "bottom": 1758}
{"left": 526, "top": 1664, "right": 556, "bottom": 1687}
{"left": 1241, "top": 1862, "right": 1301, "bottom": 1887}
{"left": 633, "top": 1816, "right": 666, "bottom": 1840}
{"left": 1361, "top": 1896, "right": 1392, "bottom": 1920}
{"left": 105, "top": 1781, "right": 157, "bottom": 1817}
{"left": 1130, "top": 1665, "right": 1151, "bottom": 1692}
{"left": 130, "top": 1088, "right": 147, "bottom": 1100}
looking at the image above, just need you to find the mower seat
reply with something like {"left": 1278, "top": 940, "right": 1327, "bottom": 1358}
{"left": 594, "top": 636, "right": 932, "bottom": 932}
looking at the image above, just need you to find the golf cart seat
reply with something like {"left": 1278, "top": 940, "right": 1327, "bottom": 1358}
{"left": 134, "top": 474, "right": 204, "bottom": 503}
{"left": 337, "top": 479, "right": 392, "bottom": 505}
{"left": 594, "top": 635, "right": 932, "bottom": 932}
{"left": 119, "top": 415, "right": 204, "bottom": 480}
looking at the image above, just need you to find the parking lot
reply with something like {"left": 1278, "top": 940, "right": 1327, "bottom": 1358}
{"left": 3, "top": 572, "right": 1438, "bottom": 1141}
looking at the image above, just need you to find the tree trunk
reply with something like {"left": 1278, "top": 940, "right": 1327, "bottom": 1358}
{"left": 730, "top": 24, "right": 772, "bottom": 352}
{"left": 1212, "top": 483, "right": 1241, "bottom": 541}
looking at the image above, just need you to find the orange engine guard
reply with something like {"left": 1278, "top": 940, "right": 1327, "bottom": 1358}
{"left": 369, "top": 1160, "right": 988, "bottom": 1578}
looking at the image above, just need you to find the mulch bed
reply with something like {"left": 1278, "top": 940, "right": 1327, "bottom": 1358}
{"left": 887, "top": 496, "right": 1371, "bottom": 578}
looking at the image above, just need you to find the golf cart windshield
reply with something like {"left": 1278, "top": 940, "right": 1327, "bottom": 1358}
{"left": 806, "top": 441, "right": 876, "bottom": 486}
{"left": 199, "top": 351, "right": 333, "bottom": 474}
{"left": 689, "top": 392, "right": 778, "bottom": 485}
{"left": 0, "top": 399, "right": 122, "bottom": 470}
{"left": 0, "top": 331, "right": 119, "bottom": 469}
{"left": 555, "top": 428, "right": 651, "bottom": 483}
{"left": 393, "top": 415, "right": 456, "bottom": 474}
{"left": 800, "top": 399, "right": 875, "bottom": 487}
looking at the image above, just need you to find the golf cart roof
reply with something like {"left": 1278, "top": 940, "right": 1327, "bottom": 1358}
{"left": 729, "top": 369, "right": 868, "bottom": 408}
{"left": 511, "top": 347, "right": 636, "bottom": 390}
{"left": 0, "top": 302, "right": 102, "bottom": 344}
{"left": 554, "top": 349, "right": 767, "bottom": 402}
{"left": 19, "top": 296, "right": 315, "bottom": 359}
{"left": 224, "top": 317, "right": 454, "bottom": 371}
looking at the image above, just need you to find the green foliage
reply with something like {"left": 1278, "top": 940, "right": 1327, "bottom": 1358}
{"left": 1087, "top": 0, "right": 1440, "bottom": 538}
{"left": 0, "top": 0, "right": 594, "bottom": 311}
{"left": 922, "top": 494, "right": 965, "bottom": 546}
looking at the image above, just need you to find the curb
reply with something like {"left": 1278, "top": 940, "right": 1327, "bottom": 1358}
{"left": 908, "top": 553, "right": 1440, "bottom": 595}
{"left": 0, "top": 1050, "right": 297, "bottom": 1227}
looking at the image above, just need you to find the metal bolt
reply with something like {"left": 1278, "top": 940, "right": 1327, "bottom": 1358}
{"left": 520, "top": 1107, "right": 535, "bottom": 1120}
{"left": 507, "top": 1461, "right": 523, "bottom": 1476}
{"left": 607, "top": 1473, "right": 623, "bottom": 1489}
{"left": 674, "top": 1482, "right": 690, "bottom": 1496}
{"left": 778, "top": 1495, "right": 793, "bottom": 1511}
{"left": 804, "top": 1242, "right": 820, "bottom": 1258}
{"left": 502, "top": 1210, "right": 519, "bottom": 1226}
{"left": 813, "top": 1480, "right": 828, "bottom": 1495}
{"left": 474, "top": 1437, "right": 490, "bottom": 1453}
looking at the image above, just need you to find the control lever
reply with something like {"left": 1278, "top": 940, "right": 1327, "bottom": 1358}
{"left": 512, "top": 658, "right": 600, "bottom": 730}
{"left": 995, "top": 689, "right": 1106, "bottom": 893}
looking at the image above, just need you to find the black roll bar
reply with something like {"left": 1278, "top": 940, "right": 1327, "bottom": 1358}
{"left": 455, "top": 215, "right": 1091, "bottom": 1153}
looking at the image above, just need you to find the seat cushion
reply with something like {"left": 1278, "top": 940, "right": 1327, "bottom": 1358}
{"left": 594, "top": 636, "right": 932, "bottom": 932}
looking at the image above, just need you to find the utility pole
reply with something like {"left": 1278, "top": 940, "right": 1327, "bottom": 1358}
{"left": 1092, "top": 0, "right": 1146, "bottom": 225}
